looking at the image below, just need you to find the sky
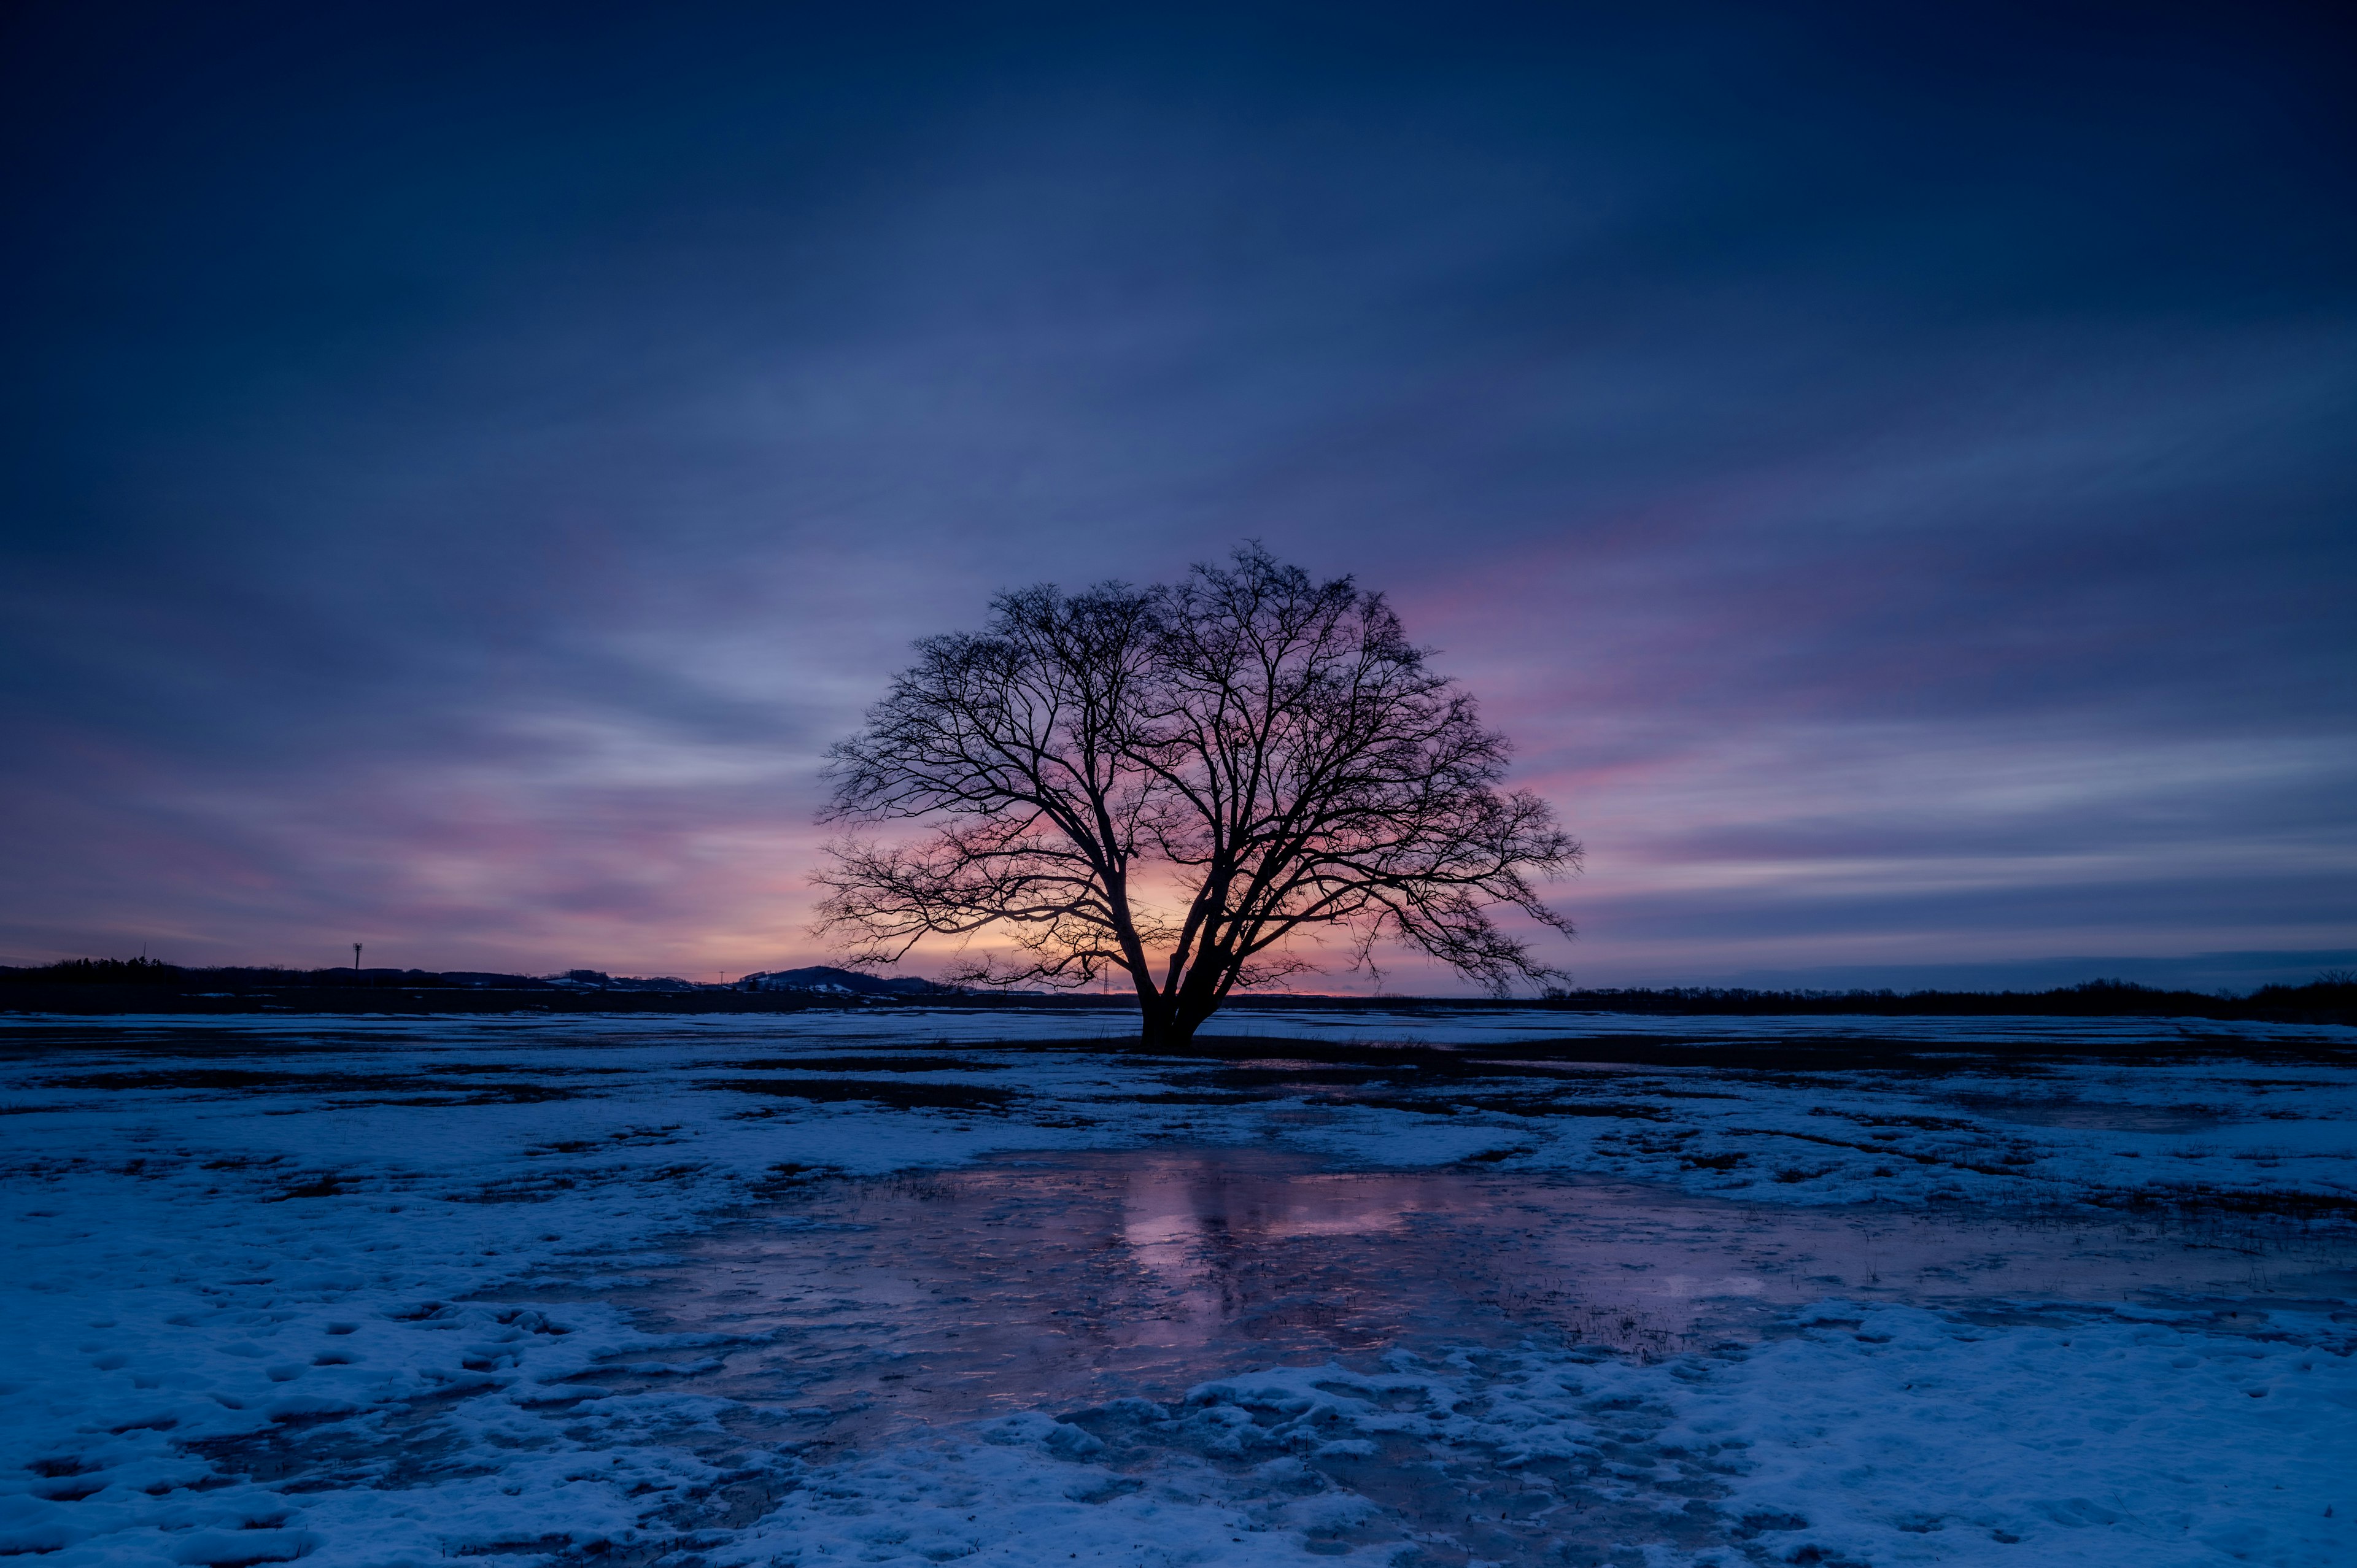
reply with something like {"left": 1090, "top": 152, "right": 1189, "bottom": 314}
{"left": 2, "top": 1, "right": 2351, "bottom": 991}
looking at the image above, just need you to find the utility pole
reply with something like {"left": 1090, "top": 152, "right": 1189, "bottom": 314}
{"left": 353, "top": 943, "right": 363, "bottom": 971}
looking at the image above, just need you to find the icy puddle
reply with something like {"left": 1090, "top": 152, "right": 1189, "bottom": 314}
{"left": 565, "top": 1147, "right": 2357, "bottom": 1450}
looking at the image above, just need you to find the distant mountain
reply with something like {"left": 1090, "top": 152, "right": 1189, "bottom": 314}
{"left": 545, "top": 969, "right": 702, "bottom": 991}
{"left": 736, "top": 965, "right": 958, "bottom": 997}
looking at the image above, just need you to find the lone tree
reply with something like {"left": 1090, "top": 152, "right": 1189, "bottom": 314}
{"left": 815, "top": 546, "right": 1578, "bottom": 1046}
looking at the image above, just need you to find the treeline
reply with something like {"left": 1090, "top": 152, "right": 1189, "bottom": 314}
{"left": 0, "top": 959, "right": 700, "bottom": 992}
{"left": 1502, "top": 976, "right": 2357, "bottom": 1022}
{"left": 2, "top": 962, "right": 2350, "bottom": 1024}
{"left": 3, "top": 957, "right": 194, "bottom": 984}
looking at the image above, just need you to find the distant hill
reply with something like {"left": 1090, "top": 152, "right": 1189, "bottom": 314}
{"left": 545, "top": 969, "right": 702, "bottom": 991}
{"left": 737, "top": 965, "right": 960, "bottom": 996}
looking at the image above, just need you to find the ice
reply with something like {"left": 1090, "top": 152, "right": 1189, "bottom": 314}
{"left": 2, "top": 1009, "right": 2351, "bottom": 1564}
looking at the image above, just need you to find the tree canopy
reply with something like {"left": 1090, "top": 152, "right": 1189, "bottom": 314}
{"left": 815, "top": 546, "right": 1577, "bottom": 1044}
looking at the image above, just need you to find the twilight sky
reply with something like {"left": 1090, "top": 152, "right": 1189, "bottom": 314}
{"left": 4, "top": 1, "right": 2351, "bottom": 990}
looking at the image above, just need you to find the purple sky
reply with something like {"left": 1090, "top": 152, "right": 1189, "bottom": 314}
{"left": 3, "top": 2, "right": 2351, "bottom": 991}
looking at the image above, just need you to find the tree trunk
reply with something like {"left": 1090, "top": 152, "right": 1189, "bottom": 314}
{"left": 1132, "top": 940, "right": 1247, "bottom": 1048}
{"left": 1135, "top": 982, "right": 1179, "bottom": 1050}
{"left": 1153, "top": 960, "right": 1231, "bottom": 1049}
{"left": 1136, "top": 975, "right": 1220, "bottom": 1049}
{"left": 1141, "top": 1013, "right": 1206, "bottom": 1048}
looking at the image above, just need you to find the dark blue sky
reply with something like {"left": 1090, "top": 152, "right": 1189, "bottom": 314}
{"left": 4, "top": 1, "right": 2351, "bottom": 987}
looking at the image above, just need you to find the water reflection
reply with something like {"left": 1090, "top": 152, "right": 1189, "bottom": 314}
{"left": 555, "top": 1146, "right": 2354, "bottom": 1459}
{"left": 1119, "top": 1161, "right": 1452, "bottom": 1343}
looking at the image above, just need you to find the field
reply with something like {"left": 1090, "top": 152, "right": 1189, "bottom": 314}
{"left": 2, "top": 1010, "right": 2352, "bottom": 1567}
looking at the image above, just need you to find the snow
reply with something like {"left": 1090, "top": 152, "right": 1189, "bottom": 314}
{"left": 1, "top": 1008, "right": 2351, "bottom": 1565}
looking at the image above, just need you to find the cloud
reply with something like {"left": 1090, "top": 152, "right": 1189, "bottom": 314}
{"left": 1, "top": 1, "right": 2349, "bottom": 979}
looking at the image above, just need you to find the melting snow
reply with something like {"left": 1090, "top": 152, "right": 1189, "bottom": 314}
{"left": 1, "top": 1009, "right": 2350, "bottom": 1565}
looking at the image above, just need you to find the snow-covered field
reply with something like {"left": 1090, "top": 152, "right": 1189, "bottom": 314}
{"left": 2, "top": 1009, "right": 2351, "bottom": 1567}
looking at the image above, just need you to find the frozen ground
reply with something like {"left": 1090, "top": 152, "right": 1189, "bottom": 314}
{"left": 1, "top": 1008, "right": 2352, "bottom": 1567}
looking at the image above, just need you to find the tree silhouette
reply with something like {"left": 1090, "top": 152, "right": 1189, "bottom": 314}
{"left": 815, "top": 546, "right": 1577, "bottom": 1045}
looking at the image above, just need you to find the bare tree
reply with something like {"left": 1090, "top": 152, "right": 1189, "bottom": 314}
{"left": 815, "top": 546, "right": 1578, "bottom": 1045}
